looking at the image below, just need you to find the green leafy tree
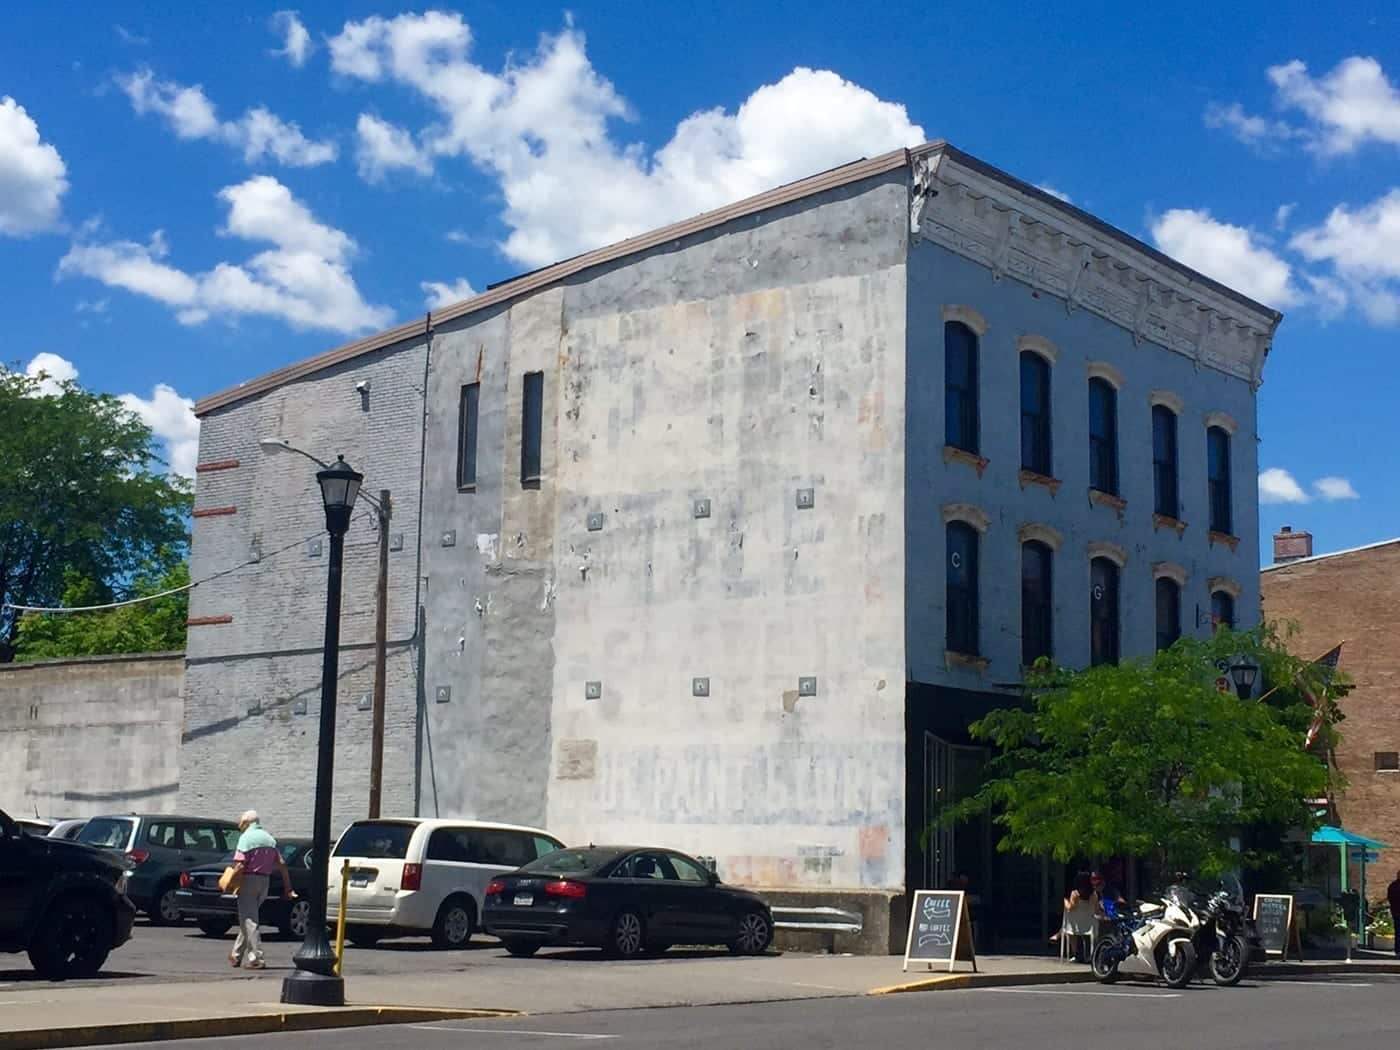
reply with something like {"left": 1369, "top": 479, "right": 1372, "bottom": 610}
{"left": 0, "top": 365, "right": 191, "bottom": 661}
{"left": 947, "top": 625, "right": 1343, "bottom": 877}
{"left": 14, "top": 559, "right": 190, "bottom": 660}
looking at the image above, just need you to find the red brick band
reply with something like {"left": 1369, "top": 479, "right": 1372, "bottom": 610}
{"left": 192, "top": 506, "right": 238, "bottom": 518}
{"left": 195, "top": 459, "right": 241, "bottom": 473}
{"left": 186, "top": 615, "right": 233, "bottom": 626}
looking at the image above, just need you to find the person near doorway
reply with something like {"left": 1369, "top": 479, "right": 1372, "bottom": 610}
{"left": 228, "top": 810, "right": 295, "bottom": 970}
{"left": 1387, "top": 870, "right": 1400, "bottom": 959}
{"left": 1061, "top": 871, "right": 1095, "bottom": 962}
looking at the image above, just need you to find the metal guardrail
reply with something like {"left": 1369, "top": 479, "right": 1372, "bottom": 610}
{"left": 771, "top": 906, "right": 863, "bottom": 953}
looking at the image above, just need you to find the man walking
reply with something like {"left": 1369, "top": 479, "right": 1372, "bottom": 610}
{"left": 1388, "top": 869, "right": 1400, "bottom": 960}
{"left": 229, "top": 810, "right": 295, "bottom": 970}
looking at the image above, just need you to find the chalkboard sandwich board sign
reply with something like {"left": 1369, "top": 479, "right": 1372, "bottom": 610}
{"left": 903, "top": 890, "right": 977, "bottom": 972}
{"left": 1253, "top": 893, "right": 1300, "bottom": 960}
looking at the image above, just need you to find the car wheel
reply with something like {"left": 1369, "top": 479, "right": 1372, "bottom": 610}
{"left": 198, "top": 920, "right": 234, "bottom": 938}
{"left": 281, "top": 899, "right": 312, "bottom": 940}
{"left": 504, "top": 939, "right": 542, "bottom": 958}
{"left": 729, "top": 911, "right": 773, "bottom": 955}
{"left": 605, "top": 910, "right": 645, "bottom": 959}
{"left": 149, "top": 883, "right": 184, "bottom": 926}
{"left": 346, "top": 926, "right": 383, "bottom": 948}
{"left": 431, "top": 897, "right": 475, "bottom": 949}
{"left": 28, "top": 896, "right": 114, "bottom": 979}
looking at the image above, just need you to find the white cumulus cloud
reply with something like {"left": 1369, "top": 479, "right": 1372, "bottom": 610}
{"left": 1291, "top": 189, "right": 1400, "bottom": 325}
{"left": 57, "top": 175, "right": 391, "bottom": 335}
{"left": 327, "top": 13, "right": 924, "bottom": 267}
{"left": 271, "top": 11, "right": 313, "bottom": 67}
{"left": 1203, "top": 101, "right": 1300, "bottom": 153}
{"left": 24, "top": 351, "right": 79, "bottom": 395}
{"left": 120, "top": 384, "right": 201, "bottom": 478}
{"left": 1313, "top": 476, "right": 1359, "bottom": 501}
{"left": 421, "top": 278, "right": 477, "bottom": 309}
{"left": 1151, "top": 208, "right": 1300, "bottom": 308}
{"left": 1259, "top": 468, "right": 1310, "bottom": 504}
{"left": 1269, "top": 56, "right": 1400, "bottom": 155}
{"left": 118, "top": 69, "right": 336, "bottom": 167}
{"left": 1036, "top": 184, "right": 1072, "bottom": 203}
{"left": 0, "top": 96, "right": 69, "bottom": 236}
{"left": 355, "top": 113, "right": 432, "bottom": 182}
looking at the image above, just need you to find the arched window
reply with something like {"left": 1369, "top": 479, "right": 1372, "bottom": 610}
{"left": 1089, "top": 378, "right": 1118, "bottom": 495}
{"left": 1211, "top": 590, "right": 1236, "bottom": 631}
{"left": 1155, "top": 577, "right": 1181, "bottom": 651}
{"left": 1090, "top": 557, "right": 1120, "bottom": 666}
{"left": 1207, "top": 426, "right": 1232, "bottom": 534}
{"left": 1020, "top": 351, "right": 1052, "bottom": 476}
{"left": 1152, "top": 404, "right": 1179, "bottom": 519}
{"left": 946, "top": 521, "right": 980, "bottom": 655}
{"left": 945, "top": 322, "right": 979, "bottom": 454}
{"left": 1021, "top": 540, "right": 1053, "bottom": 665}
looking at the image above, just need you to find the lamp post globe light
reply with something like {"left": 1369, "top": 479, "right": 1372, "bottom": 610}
{"left": 1230, "top": 660, "right": 1259, "bottom": 700}
{"left": 282, "top": 454, "right": 362, "bottom": 1007}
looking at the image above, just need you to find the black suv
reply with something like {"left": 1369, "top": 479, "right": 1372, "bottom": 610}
{"left": 0, "top": 807, "right": 135, "bottom": 978}
{"left": 77, "top": 813, "right": 240, "bottom": 924}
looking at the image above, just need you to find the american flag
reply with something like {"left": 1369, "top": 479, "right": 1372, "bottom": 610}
{"left": 1302, "top": 644, "right": 1344, "bottom": 751}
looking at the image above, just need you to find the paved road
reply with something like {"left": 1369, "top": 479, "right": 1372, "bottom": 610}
{"left": 87, "top": 974, "right": 1400, "bottom": 1050}
{"left": 0, "top": 917, "right": 505, "bottom": 988}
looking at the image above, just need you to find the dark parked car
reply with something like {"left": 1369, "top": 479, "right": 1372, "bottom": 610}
{"left": 174, "top": 838, "right": 315, "bottom": 939}
{"left": 0, "top": 807, "right": 136, "bottom": 978}
{"left": 77, "top": 814, "right": 240, "bottom": 924}
{"left": 482, "top": 846, "right": 773, "bottom": 958}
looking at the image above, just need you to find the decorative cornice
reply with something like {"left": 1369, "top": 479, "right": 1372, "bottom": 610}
{"left": 915, "top": 151, "right": 1279, "bottom": 387}
{"left": 1153, "top": 560, "right": 1189, "bottom": 586}
{"left": 1018, "top": 523, "right": 1064, "bottom": 550}
{"left": 1150, "top": 390, "right": 1185, "bottom": 415}
{"left": 1205, "top": 410, "right": 1239, "bottom": 435}
{"left": 1209, "top": 575, "right": 1243, "bottom": 598}
{"left": 1087, "top": 540, "right": 1128, "bottom": 567}
{"left": 1017, "top": 333, "right": 1058, "bottom": 363}
{"left": 942, "top": 502, "right": 991, "bottom": 533}
{"left": 941, "top": 304, "right": 989, "bottom": 337}
{"left": 1087, "top": 360, "right": 1126, "bottom": 389}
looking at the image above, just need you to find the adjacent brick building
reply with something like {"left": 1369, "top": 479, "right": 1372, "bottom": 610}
{"left": 1261, "top": 528, "right": 1400, "bottom": 878}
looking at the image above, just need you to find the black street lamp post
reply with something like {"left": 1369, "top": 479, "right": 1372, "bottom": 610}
{"left": 281, "top": 455, "right": 362, "bottom": 1007}
{"left": 1230, "top": 660, "right": 1259, "bottom": 700}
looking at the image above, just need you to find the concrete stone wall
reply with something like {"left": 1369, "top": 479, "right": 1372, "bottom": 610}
{"left": 0, "top": 653, "right": 184, "bottom": 819}
{"left": 1261, "top": 543, "right": 1400, "bottom": 879}
{"left": 539, "top": 174, "right": 910, "bottom": 890}
{"left": 905, "top": 243, "right": 1262, "bottom": 687}
{"left": 184, "top": 340, "right": 427, "bottom": 835}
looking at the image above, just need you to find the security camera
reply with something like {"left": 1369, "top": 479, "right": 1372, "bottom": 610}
{"left": 355, "top": 379, "right": 371, "bottom": 393}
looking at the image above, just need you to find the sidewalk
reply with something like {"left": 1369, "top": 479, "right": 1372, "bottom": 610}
{"left": 2, "top": 952, "right": 1397, "bottom": 1049}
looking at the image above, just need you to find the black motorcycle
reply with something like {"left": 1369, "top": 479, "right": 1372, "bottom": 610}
{"left": 1183, "top": 875, "right": 1251, "bottom": 986}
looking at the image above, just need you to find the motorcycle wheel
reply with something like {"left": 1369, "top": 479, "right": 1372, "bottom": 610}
{"left": 1210, "top": 933, "right": 1248, "bottom": 987}
{"left": 1090, "top": 937, "right": 1121, "bottom": 984}
{"left": 1161, "top": 938, "right": 1196, "bottom": 989}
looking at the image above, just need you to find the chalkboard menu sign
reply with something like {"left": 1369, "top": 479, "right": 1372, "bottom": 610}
{"left": 903, "top": 890, "right": 978, "bottom": 972}
{"left": 1253, "top": 894, "right": 1298, "bottom": 959}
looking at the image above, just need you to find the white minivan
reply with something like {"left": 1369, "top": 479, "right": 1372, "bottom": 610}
{"left": 327, "top": 818, "right": 564, "bottom": 948}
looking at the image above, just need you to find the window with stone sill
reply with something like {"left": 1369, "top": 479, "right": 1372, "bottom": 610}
{"left": 945, "top": 321, "right": 980, "bottom": 455}
{"left": 1089, "top": 377, "right": 1119, "bottom": 496}
{"left": 1376, "top": 752, "right": 1400, "bottom": 772}
{"left": 1211, "top": 590, "right": 1236, "bottom": 632}
{"left": 946, "top": 521, "right": 980, "bottom": 656}
{"left": 1207, "top": 425, "right": 1232, "bottom": 536}
{"left": 1020, "top": 350, "right": 1052, "bottom": 477}
{"left": 1155, "top": 577, "right": 1181, "bottom": 652}
{"left": 521, "top": 371, "right": 544, "bottom": 489}
{"left": 1090, "top": 556, "right": 1120, "bottom": 667}
{"left": 1152, "top": 403, "right": 1179, "bottom": 520}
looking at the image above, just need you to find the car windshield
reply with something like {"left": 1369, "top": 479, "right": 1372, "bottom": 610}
{"left": 518, "top": 847, "right": 623, "bottom": 876}
{"left": 333, "top": 821, "right": 415, "bottom": 858}
{"left": 77, "top": 817, "right": 135, "bottom": 850}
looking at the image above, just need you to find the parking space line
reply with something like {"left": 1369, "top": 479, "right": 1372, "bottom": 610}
{"left": 409, "top": 1025, "right": 617, "bottom": 1040}
{"left": 976, "top": 987, "right": 1181, "bottom": 999}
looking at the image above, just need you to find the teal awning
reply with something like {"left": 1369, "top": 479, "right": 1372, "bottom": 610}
{"left": 1311, "top": 825, "right": 1390, "bottom": 849}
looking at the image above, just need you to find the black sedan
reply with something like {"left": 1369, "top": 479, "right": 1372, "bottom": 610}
{"left": 482, "top": 846, "right": 772, "bottom": 958}
{"left": 173, "top": 839, "right": 314, "bottom": 939}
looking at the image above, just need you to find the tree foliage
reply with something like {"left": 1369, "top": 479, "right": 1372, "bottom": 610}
{"left": 0, "top": 366, "right": 191, "bottom": 661}
{"left": 948, "top": 625, "right": 1343, "bottom": 876}
{"left": 14, "top": 559, "right": 190, "bottom": 661}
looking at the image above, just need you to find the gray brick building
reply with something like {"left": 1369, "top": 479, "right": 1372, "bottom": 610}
{"left": 186, "top": 142, "right": 1279, "bottom": 950}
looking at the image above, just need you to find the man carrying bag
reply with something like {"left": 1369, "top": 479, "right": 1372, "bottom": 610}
{"left": 226, "top": 810, "right": 295, "bottom": 970}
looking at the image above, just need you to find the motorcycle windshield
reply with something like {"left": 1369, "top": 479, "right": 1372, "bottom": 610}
{"left": 1165, "top": 885, "right": 1198, "bottom": 910}
{"left": 1219, "top": 873, "right": 1245, "bottom": 906}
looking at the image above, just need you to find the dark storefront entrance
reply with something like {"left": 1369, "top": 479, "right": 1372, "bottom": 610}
{"left": 905, "top": 682, "right": 1046, "bottom": 949}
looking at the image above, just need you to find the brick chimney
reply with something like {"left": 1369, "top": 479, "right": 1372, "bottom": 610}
{"left": 1273, "top": 526, "right": 1314, "bottom": 564}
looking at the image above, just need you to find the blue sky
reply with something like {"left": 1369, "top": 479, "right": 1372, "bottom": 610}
{"left": 3, "top": 2, "right": 1397, "bottom": 560}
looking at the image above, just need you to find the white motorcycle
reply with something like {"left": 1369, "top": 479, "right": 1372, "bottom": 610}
{"left": 1091, "top": 885, "right": 1198, "bottom": 989}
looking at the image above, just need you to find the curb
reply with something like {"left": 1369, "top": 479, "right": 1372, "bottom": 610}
{"left": 1255, "top": 961, "right": 1400, "bottom": 976}
{"left": 0, "top": 1005, "right": 520, "bottom": 1050}
{"left": 868, "top": 969, "right": 1096, "bottom": 995}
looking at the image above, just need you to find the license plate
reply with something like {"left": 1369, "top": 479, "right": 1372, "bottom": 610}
{"left": 513, "top": 894, "right": 533, "bottom": 907}
{"left": 350, "top": 877, "right": 370, "bottom": 888}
